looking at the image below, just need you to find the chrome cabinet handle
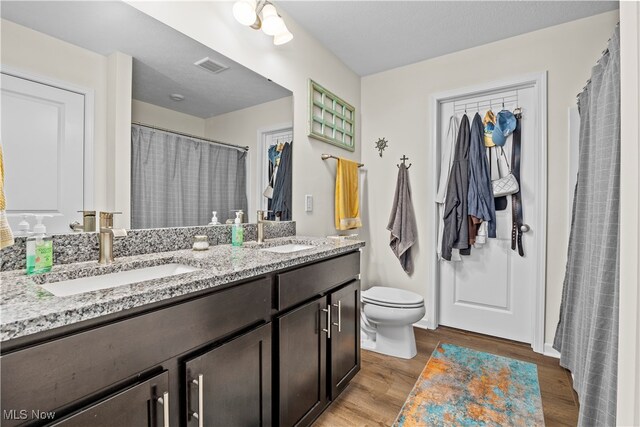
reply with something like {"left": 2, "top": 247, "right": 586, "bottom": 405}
{"left": 157, "top": 391, "right": 170, "bottom": 427}
{"left": 191, "top": 374, "right": 204, "bottom": 427}
{"left": 520, "top": 224, "right": 531, "bottom": 233}
{"left": 332, "top": 301, "right": 342, "bottom": 332}
{"left": 321, "top": 304, "right": 331, "bottom": 339}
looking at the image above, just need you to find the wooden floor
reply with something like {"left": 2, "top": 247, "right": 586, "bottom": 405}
{"left": 314, "top": 327, "right": 579, "bottom": 427}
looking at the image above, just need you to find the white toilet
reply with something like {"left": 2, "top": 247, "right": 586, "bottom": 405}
{"left": 360, "top": 286, "right": 426, "bottom": 359}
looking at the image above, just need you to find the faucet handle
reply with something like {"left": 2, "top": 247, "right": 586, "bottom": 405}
{"left": 99, "top": 211, "right": 122, "bottom": 219}
{"left": 257, "top": 210, "right": 273, "bottom": 220}
{"left": 99, "top": 211, "right": 123, "bottom": 227}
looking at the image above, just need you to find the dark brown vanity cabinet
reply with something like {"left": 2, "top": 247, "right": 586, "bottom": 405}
{"left": 276, "top": 252, "right": 361, "bottom": 427}
{"left": 184, "top": 323, "right": 272, "bottom": 427}
{"left": 329, "top": 279, "right": 361, "bottom": 399}
{"left": 51, "top": 372, "right": 170, "bottom": 427}
{"left": 278, "top": 296, "right": 329, "bottom": 427}
{"left": 1, "top": 250, "right": 361, "bottom": 427}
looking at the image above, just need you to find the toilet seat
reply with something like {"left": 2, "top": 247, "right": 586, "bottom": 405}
{"left": 362, "top": 286, "right": 424, "bottom": 309}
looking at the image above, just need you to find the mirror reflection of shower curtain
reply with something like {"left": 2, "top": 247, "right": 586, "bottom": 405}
{"left": 131, "top": 125, "right": 248, "bottom": 228}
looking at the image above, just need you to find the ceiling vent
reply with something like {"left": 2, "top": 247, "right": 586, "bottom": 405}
{"left": 194, "top": 57, "right": 228, "bottom": 74}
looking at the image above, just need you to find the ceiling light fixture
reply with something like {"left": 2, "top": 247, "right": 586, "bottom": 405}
{"left": 232, "top": 0, "right": 293, "bottom": 45}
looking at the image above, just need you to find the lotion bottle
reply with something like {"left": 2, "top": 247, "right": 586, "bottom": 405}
{"left": 26, "top": 215, "right": 53, "bottom": 275}
{"left": 231, "top": 211, "right": 244, "bottom": 247}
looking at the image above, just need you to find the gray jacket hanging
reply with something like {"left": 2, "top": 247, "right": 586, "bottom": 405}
{"left": 441, "top": 114, "right": 471, "bottom": 260}
{"left": 468, "top": 113, "right": 497, "bottom": 238}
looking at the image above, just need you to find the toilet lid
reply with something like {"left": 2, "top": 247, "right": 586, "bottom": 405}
{"left": 362, "top": 286, "right": 424, "bottom": 308}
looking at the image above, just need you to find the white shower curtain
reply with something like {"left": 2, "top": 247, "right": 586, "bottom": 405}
{"left": 131, "top": 125, "right": 248, "bottom": 229}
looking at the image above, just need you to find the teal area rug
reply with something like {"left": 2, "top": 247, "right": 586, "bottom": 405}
{"left": 394, "top": 343, "right": 545, "bottom": 426}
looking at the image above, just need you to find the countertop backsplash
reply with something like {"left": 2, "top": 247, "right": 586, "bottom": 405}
{"left": 0, "top": 221, "right": 296, "bottom": 272}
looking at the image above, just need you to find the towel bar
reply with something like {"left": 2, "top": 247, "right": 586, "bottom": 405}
{"left": 321, "top": 154, "right": 364, "bottom": 167}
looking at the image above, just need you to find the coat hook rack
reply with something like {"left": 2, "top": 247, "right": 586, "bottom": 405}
{"left": 397, "top": 155, "right": 412, "bottom": 169}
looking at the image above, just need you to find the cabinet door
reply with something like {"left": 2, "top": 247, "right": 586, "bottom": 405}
{"left": 278, "top": 296, "right": 329, "bottom": 427}
{"left": 52, "top": 371, "right": 169, "bottom": 427}
{"left": 184, "top": 323, "right": 272, "bottom": 427}
{"left": 330, "top": 280, "right": 361, "bottom": 399}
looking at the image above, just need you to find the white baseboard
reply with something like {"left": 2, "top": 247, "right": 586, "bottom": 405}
{"left": 544, "top": 343, "right": 561, "bottom": 358}
{"left": 413, "top": 316, "right": 433, "bottom": 330}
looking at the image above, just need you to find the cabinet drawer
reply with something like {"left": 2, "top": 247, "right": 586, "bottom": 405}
{"left": 52, "top": 371, "right": 169, "bottom": 427}
{"left": 1, "top": 278, "right": 271, "bottom": 423}
{"left": 277, "top": 252, "right": 359, "bottom": 311}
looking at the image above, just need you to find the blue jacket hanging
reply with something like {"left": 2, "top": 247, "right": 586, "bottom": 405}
{"left": 467, "top": 113, "right": 496, "bottom": 239}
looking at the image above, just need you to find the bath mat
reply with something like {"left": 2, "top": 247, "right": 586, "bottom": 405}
{"left": 394, "top": 343, "right": 544, "bottom": 426}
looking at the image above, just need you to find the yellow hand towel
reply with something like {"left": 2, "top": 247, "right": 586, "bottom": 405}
{"left": 0, "top": 144, "right": 15, "bottom": 249}
{"left": 335, "top": 158, "right": 362, "bottom": 230}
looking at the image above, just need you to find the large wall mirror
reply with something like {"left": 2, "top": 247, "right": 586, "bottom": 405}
{"left": 0, "top": 1, "right": 293, "bottom": 234}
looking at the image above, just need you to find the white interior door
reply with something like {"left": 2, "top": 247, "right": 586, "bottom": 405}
{"left": 438, "top": 86, "right": 539, "bottom": 344}
{"left": 259, "top": 128, "right": 292, "bottom": 211}
{"left": 1, "top": 73, "right": 85, "bottom": 234}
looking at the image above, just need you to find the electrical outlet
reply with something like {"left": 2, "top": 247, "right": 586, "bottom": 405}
{"left": 305, "top": 195, "right": 313, "bottom": 212}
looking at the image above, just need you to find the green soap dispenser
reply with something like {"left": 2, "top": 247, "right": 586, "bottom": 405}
{"left": 26, "top": 215, "right": 53, "bottom": 275}
{"left": 232, "top": 211, "right": 244, "bottom": 247}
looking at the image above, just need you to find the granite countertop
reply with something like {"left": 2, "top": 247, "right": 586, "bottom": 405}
{"left": 0, "top": 236, "right": 364, "bottom": 343}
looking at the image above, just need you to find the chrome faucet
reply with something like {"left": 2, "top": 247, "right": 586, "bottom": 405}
{"left": 99, "top": 212, "right": 127, "bottom": 264}
{"left": 69, "top": 210, "right": 96, "bottom": 233}
{"left": 256, "top": 210, "right": 274, "bottom": 244}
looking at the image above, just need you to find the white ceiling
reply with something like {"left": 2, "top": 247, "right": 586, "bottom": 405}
{"left": 278, "top": 0, "right": 619, "bottom": 76}
{"left": 1, "top": 1, "right": 292, "bottom": 118}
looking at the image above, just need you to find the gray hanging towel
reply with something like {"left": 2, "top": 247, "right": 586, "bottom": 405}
{"left": 387, "top": 163, "right": 417, "bottom": 274}
{"left": 441, "top": 114, "right": 471, "bottom": 260}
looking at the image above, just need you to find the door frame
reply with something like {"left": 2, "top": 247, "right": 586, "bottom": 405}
{"left": 255, "top": 123, "right": 293, "bottom": 211}
{"left": 428, "top": 72, "right": 548, "bottom": 353}
{"left": 0, "top": 65, "right": 95, "bottom": 209}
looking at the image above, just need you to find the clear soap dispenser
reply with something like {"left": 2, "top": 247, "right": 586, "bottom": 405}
{"left": 208, "top": 211, "right": 220, "bottom": 226}
{"left": 26, "top": 215, "right": 53, "bottom": 275}
{"left": 232, "top": 211, "right": 244, "bottom": 247}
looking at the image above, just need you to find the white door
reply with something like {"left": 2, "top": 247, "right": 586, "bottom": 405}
{"left": 438, "top": 86, "right": 540, "bottom": 344}
{"left": 1, "top": 73, "right": 85, "bottom": 234}
{"left": 259, "top": 128, "right": 292, "bottom": 211}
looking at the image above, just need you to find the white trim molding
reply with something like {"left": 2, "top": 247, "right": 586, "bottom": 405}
{"left": 618, "top": 4, "right": 640, "bottom": 425}
{"left": 543, "top": 343, "right": 560, "bottom": 359}
{"left": 255, "top": 123, "right": 293, "bottom": 212}
{"left": 413, "top": 315, "right": 431, "bottom": 330}
{"left": 428, "top": 72, "right": 548, "bottom": 354}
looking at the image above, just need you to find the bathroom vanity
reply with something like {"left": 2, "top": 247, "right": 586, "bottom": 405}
{"left": 0, "top": 237, "right": 363, "bottom": 427}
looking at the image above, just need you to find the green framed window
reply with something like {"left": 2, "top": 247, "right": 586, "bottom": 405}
{"left": 308, "top": 79, "right": 355, "bottom": 152}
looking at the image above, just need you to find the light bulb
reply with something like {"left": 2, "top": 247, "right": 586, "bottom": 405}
{"left": 274, "top": 28, "right": 293, "bottom": 45}
{"left": 261, "top": 4, "right": 286, "bottom": 36}
{"left": 233, "top": 0, "right": 257, "bottom": 26}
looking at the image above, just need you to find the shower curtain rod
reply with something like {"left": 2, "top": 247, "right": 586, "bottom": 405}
{"left": 321, "top": 154, "right": 364, "bottom": 167}
{"left": 576, "top": 21, "right": 619, "bottom": 101}
{"left": 132, "top": 121, "right": 249, "bottom": 151}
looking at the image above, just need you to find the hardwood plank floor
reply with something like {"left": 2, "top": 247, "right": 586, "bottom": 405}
{"left": 314, "top": 327, "right": 579, "bottom": 427}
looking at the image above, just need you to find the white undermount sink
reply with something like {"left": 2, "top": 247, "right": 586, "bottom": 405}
{"left": 40, "top": 263, "right": 200, "bottom": 297}
{"left": 261, "top": 244, "right": 315, "bottom": 254}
